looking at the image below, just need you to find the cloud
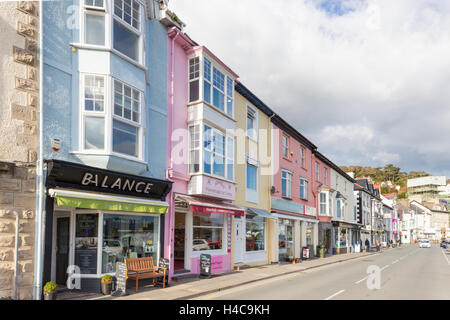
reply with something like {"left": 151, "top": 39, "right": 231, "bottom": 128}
{"left": 170, "top": 0, "right": 450, "bottom": 177}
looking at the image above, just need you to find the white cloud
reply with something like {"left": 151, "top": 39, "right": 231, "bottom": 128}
{"left": 170, "top": 0, "right": 450, "bottom": 177}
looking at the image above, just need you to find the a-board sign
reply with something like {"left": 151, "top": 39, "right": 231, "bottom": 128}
{"left": 112, "top": 262, "right": 127, "bottom": 296}
{"left": 302, "top": 247, "right": 310, "bottom": 259}
{"left": 157, "top": 258, "right": 169, "bottom": 286}
{"left": 199, "top": 254, "right": 211, "bottom": 278}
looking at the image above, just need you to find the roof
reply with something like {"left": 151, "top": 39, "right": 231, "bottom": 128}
{"left": 271, "top": 114, "right": 317, "bottom": 150}
{"left": 234, "top": 82, "right": 275, "bottom": 118}
{"left": 314, "top": 151, "right": 355, "bottom": 183}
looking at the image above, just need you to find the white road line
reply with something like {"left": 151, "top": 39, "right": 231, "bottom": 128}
{"left": 324, "top": 289, "right": 345, "bottom": 300}
{"left": 354, "top": 276, "right": 368, "bottom": 284}
{"left": 392, "top": 259, "right": 399, "bottom": 265}
{"left": 381, "top": 265, "right": 390, "bottom": 271}
{"left": 441, "top": 249, "right": 450, "bottom": 266}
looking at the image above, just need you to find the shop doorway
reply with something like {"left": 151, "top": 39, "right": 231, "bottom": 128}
{"left": 278, "top": 220, "right": 294, "bottom": 262}
{"left": 233, "top": 218, "right": 245, "bottom": 263}
{"left": 55, "top": 217, "right": 70, "bottom": 285}
{"left": 174, "top": 212, "right": 186, "bottom": 271}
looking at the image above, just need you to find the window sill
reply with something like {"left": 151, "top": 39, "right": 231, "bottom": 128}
{"left": 70, "top": 43, "right": 147, "bottom": 72}
{"left": 282, "top": 156, "right": 292, "bottom": 162}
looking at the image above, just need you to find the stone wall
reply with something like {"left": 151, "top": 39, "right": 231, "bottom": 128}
{"left": 0, "top": 1, "right": 38, "bottom": 300}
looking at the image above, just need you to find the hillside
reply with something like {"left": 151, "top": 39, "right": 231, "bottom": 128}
{"left": 339, "top": 164, "right": 432, "bottom": 196}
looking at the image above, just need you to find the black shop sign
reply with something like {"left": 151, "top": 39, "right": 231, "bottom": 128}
{"left": 45, "top": 159, "right": 172, "bottom": 200}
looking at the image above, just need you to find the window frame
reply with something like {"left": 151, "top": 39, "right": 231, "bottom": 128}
{"left": 299, "top": 177, "right": 308, "bottom": 200}
{"left": 80, "top": 0, "right": 145, "bottom": 65}
{"left": 323, "top": 167, "right": 328, "bottom": 185}
{"left": 192, "top": 211, "right": 227, "bottom": 254}
{"left": 281, "top": 170, "right": 292, "bottom": 199}
{"left": 282, "top": 134, "right": 290, "bottom": 159}
{"left": 245, "top": 213, "right": 266, "bottom": 252}
{"left": 188, "top": 123, "right": 234, "bottom": 182}
{"left": 79, "top": 73, "right": 145, "bottom": 161}
{"left": 300, "top": 146, "right": 306, "bottom": 168}
{"left": 246, "top": 105, "right": 258, "bottom": 141}
{"left": 315, "top": 162, "right": 320, "bottom": 181}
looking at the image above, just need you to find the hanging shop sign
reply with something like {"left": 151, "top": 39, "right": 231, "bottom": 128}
{"left": 45, "top": 159, "right": 172, "bottom": 201}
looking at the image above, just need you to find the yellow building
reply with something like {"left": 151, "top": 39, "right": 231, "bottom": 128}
{"left": 231, "top": 83, "right": 277, "bottom": 268}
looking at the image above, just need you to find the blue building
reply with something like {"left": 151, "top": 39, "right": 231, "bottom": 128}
{"left": 37, "top": 0, "right": 178, "bottom": 294}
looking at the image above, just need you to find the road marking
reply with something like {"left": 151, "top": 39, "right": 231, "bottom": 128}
{"left": 441, "top": 249, "right": 450, "bottom": 266}
{"left": 381, "top": 265, "right": 390, "bottom": 271}
{"left": 355, "top": 276, "right": 368, "bottom": 284}
{"left": 392, "top": 259, "right": 399, "bottom": 265}
{"left": 324, "top": 289, "right": 345, "bottom": 300}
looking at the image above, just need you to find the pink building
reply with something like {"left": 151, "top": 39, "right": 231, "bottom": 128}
{"left": 165, "top": 27, "right": 243, "bottom": 280}
{"left": 270, "top": 116, "right": 323, "bottom": 260}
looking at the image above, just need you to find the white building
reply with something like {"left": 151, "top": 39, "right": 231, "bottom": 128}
{"left": 409, "top": 201, "right": 432, "bottom": 240}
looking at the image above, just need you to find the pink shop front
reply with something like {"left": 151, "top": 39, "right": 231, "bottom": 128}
{"left": 172, "top": 194, "right": 244, "bottom": 277}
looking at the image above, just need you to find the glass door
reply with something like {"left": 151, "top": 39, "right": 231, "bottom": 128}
{"left": 286, "top": 223, "right": 294, "bottom": 259}
{"left": 278, "top": 223, "right": 287, "bottom": 261}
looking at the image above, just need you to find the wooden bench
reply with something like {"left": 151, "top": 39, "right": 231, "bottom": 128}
{"left": 125, "top": 257, "right": 167, "bottom": 293}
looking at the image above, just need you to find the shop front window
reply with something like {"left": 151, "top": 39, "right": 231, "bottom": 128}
{"left": 193, "top": 212, "right": 224, "bottom": 251}
{"left": 102, "top": 214, "right": 159, "bottom": 273}
{"left": 75, "top": 214, "right": 99, "bottom": 275}
{"left": 245, "top": 213, "right": 265, "bottom": 251}
{"left": 306, "top": 222, "right": 313, "bottom": 246}
{"left": 340, "top": 228, "right": 347, "bottom": 247}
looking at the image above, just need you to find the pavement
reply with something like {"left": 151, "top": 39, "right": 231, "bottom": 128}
{"left": 87, "top": 247, "right": 388, "bottom": 300}
{"left": 197, "top": 244, "right": 450, "bottom": 300}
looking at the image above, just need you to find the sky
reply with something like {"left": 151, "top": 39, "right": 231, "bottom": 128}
{"left": 170, "top": 0, "right": 450, "bottom": 177}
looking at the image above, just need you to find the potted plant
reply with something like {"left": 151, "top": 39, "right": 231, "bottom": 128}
{"left": 101, "top": 275, "right": 113, "bottom": 295}
{"left": 43, "top": 281, "right": 57, "bottom": 300}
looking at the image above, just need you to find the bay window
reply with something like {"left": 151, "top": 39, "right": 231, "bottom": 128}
{"left": 81, "top": 74, "right": 143, "bottom": 159}
{"left": 193, "top": 212, "right": 224, "bottom": 251}
{"left": 188, "top": 124, "right": 234, "bottom": 181}
{"left": 282, "top": 170, "right": 292, "bottom": 198}
{"left": 300, "top": 178, "right": 308, "bottom": 200}
{"left": 246, "top": 213, "right": 265, "bottom": 251}
{"left": 189, "top": 56, "right": 234, "bottom": 117}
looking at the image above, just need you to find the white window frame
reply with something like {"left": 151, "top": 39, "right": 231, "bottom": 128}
{"left": 246, "top": 105, "right": 258, "bottom": 141}
{"left": 188, "top": 124, "right": 201, "bottom": 174}
{"left": 80, "top": 0, "right": 145, "bottom": 65}
{"left": 281, "top": 170, "right": 292, "bottom": 199}
{"left": 319, "top": 191, "right": 328, "bottom": 216}
{"left": 191, "top": 211, "right": 227, "bottom": 256}
{"left": 299, "top": 177, "right": 308, "bottom": 200}
{"left": 188, "top": 56, "right": 201, "bottom": 103}
{"left": 246, "top": 154, "right": 258, "bottom": 203}
{"left": 282, "top": 134, "right": 289, "bottom": 159}
{"left": 300, "top": 146, "right": 305, "bottom": 168}
{"left": 79, "top": 73, "right": 144, "bottom": 161}
{"left": 189, "top": 123, "right": 234, "bottom": 182}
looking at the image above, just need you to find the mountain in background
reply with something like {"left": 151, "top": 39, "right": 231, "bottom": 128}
{"left": 339, "top": 164, "right": 432, "bottom": 198}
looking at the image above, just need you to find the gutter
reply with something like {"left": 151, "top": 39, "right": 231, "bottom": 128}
{"left": 33, "top": 0, "right": 45, "bottom": 300}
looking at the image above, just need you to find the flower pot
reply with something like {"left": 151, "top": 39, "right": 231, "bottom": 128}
{"left": 290, "top": 259, "right": 296, "bottom": 264}
{"left": 43, "top": 291, "right": 56, "bottom": 300}
{"left": 101, "top": 282, "right": 112, "bottom": 295}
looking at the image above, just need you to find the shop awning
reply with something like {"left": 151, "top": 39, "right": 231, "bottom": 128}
{"left": 247, "top": 207, "right": 275, "bottom": 219}
{"left": 48, "top": 189, "right": 169, "bottom": 214}
{"left": 272, "top": 213, "right": 319, "bottom": 223}
{"left": 175, "top": 194, "right": 245, "bottom": 216}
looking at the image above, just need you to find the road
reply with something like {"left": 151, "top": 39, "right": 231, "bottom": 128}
{"left": 194, "top": 245, "right": 450, "bottom": 300}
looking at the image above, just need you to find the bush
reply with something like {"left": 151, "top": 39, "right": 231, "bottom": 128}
{"left": 44, "top": 281, "right": 57, "bottom": 293}
{"left": 101, "top": 275, "right": 113, "bottom": 284}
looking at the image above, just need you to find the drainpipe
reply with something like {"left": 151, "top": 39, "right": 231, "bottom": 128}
{"left": 33, "top": 0, "right": 45, "bottom": 300}
{"left": 13, "top": 213, "right": 19, "bottom": 300}
{"left": 166, "top": 28, "right": 180, "bottom": 278}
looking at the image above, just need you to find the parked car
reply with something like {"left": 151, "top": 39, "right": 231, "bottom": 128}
{"left": 193, "top": 239, "right": 210, "bottom": 251}
{"left": 440, "top": 240, "right": 448, "bottom": 249}
{"left": 419, "top": 239, "right": 431, "bottom": 248}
